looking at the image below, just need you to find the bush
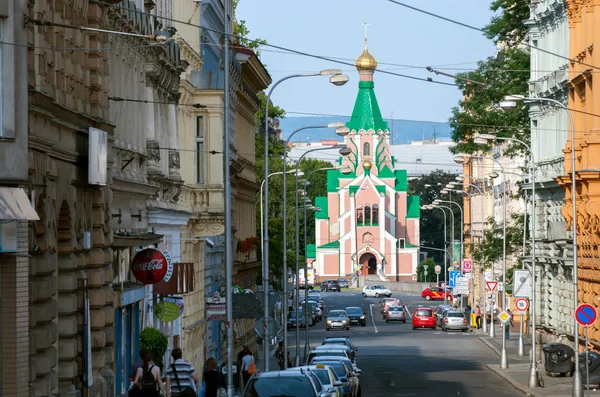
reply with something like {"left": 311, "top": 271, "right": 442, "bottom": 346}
{"left": 140, "top": 327, "right": 169, "bottom": 370}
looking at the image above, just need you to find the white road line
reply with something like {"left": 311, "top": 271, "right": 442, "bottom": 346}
{"left": 369, "top": 304, "right": 378, "bottom": 333}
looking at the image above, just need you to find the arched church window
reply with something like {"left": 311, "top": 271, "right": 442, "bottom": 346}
{"left": 365, "top": 205, "right": 371, "bottom": 226}
{"left": 372, "top": 204, "right": 379, "bottom": 225}
{"left": 363, "top": 142, "right": 370, "bottom": 156}
{"left": 356, "top": 205, "right": 363, "bottom": 225}
{"left": 362, "top": 232, "right": 374, "bottom": 243}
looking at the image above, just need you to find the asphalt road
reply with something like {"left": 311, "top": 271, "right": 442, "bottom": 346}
{"left": 288, "top": 290, "right": 524, "bottom": 397}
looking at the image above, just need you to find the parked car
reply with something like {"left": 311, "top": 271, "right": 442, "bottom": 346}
{"left": 312, "top": 345, "right": 356, "bottom": 364}
{"left": 302, "top": 300, "right": 323, "bottom": 321}
{"left": 289, "top": 365, "right": 344, "bottom": 397}
{"left": 362, "top": 285, "right": 392, "bottom": 298}
{"left": 412, "top": 307, "right": 436, "bottom": 330}
{"left": 344, "top": 307, "right": 366, "bottom": 327}
{"left": 287, "top": 310, "right": 306, "bottom": 329}
{"left": 308, "top": 292, "right": 324, "bottom": 309}
{"left": 383, "top": 306, "right": 407, "bottom": 323}
{"left": 307, "top": 349, "right": 352, "bottom": 365}
{"left": 242, "top": 369, "right": 332, "bottom": 397}
{"left": 379, "top": 298, "right": 400, "bottom": 313}
{"left": 441, "top": 310, "right": 469, "bottom": 332}
{"left": 338, "top": 278, "right": 349, "bottom": 288}
{"left": 326, "top": 310, "right": 350, "bottom": 331}
{"left": 321, "top": 280, "right": 341, "bottom": 292}
{"left": 321, "top": 337, "right": 358, "bottom": 360}
{"left": 421, "top": 287, "right": 453, "bottom": 301}
{"left": 311, "top": 359, "right": 360, "bottom": 397}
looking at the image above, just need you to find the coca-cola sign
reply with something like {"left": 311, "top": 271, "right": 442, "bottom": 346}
{"left": 131, "top": 248, "right": 168, "bottom": 284}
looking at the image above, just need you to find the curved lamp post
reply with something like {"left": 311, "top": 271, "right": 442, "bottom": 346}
{"left": 264, "top": 71, "right": 348, "bottom": 368}
{"left": 421, "top": 204, "right": 449, "bottom": 301}
{"left": 500, "top": 94, "right": 577, "bottom": 392}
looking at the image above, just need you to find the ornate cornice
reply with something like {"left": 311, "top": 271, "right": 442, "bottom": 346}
{"left": 177, "top": 37, "right": 204, "bottom": 73}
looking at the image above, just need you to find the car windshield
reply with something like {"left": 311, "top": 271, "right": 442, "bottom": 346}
{"left": 312, "top": 369, "right": 330, "bottom": 385}
{"left": 314, "top": 362, "right": 346, "bottom": 378}
{"left": 388, "top": 307, "right": 403, "bottom": 312}
{"left": 416, "top": 309, "right": 433, "bottom": 316}
{"left": 328, "top": 311, "right": 346, "bottom": 317}
{"left": 244, "top": 376, "right": 315, "bottom": 397}
{"left": 447, "top": 312, "right": 465, "bottom": 318}
{"left": 309, "top": 351, "right": 346, "bottom": 362}
{"left": 345, "top": 308, "right": 362, "bottom": 315}
{"left": 323, "top": 340, "right": 349, "bottom": 348}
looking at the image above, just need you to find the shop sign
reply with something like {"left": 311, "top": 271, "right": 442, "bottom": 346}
{"left": 131, "top": 248, "right": 168, "bottom": 284}
{"left": 206, "top": 291, "right": 226, "bottom": 317}
{"left": 154, "top": 301, "right": 181, "bottom": 322}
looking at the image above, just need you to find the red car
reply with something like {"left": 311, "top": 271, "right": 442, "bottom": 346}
{"left": 412, "top": 307, "right": 436, "bottom": 330}
{"left": 421, "top": 287, "right": 452, "bottom": 301}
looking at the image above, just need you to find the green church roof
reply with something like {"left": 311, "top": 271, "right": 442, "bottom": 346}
{"left": 406, "top": 196, "right": 420, "bottom": 218}
{"left": 318, "top": 240, "right": 340, "bottom": 249}
{"left": 306, "top": 244, "right": 316, "bottom": 259}
{"left": 346, "top": 81, "right": 388, "bottom": 132}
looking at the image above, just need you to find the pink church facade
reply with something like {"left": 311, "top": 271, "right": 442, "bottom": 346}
{"left": 308, "top": 41, "right": 420, "bottom": 283}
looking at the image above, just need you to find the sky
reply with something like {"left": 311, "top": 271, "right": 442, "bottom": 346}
{"left": 237, "top": 0, "right": 497, "bottom": 123}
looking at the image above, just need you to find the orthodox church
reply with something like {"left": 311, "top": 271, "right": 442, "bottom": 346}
{"left": 307, "top": 39, "right": 421, "bottom": 283}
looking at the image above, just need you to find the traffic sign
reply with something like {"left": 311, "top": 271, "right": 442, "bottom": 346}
{"left": 515, "top": 298, "right": 529, "bottom": 312}
{"left": 498, "top": 310, "right": 511, "bottom": 324}
{"left": 434, "top": 265, "right": 441, "bottom": 274}
{"left": 454, "top": 277, "right": 469, "bottom": 294}
{"left": 513, "top": 270, "right": 531, "bottom": 298}
{"left": 486, "top": 281, "right": 498, "bottom": 292}
{"left": 462, "top": 259, "right": 473, "bottom": 273}
{"left": 441, "top": 282, "right": 446, "bottom": 288}
{"left": 575, "top": 304, "right": 598, "bottom": 327}
{"left": 448, "top": 270, "right": 460, "bottom": 287}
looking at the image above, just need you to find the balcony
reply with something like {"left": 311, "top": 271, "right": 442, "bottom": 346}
{"left": 154, "top": 263, "right": 195, "bottom": 295}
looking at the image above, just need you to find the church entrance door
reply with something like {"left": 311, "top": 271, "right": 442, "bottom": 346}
{"left": 359, "top": 253, "right": 378, "bottom": 275}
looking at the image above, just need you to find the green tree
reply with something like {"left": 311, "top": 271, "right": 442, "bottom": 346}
{"left": 140, "top": 327, "right": 168, "bottom": 370}
{"left": 416, "top": 258, "right": 438, "bottom": 283}
{"left": 408, "top": 171, "right": 463, "bottom": 268}
{"left": 232, "top": 0, "right": 267, "bottom": 55}
{"left": 483, "top": 0, "right": 531, "bottom": 46}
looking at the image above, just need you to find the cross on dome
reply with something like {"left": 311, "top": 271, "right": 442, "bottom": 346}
{"left": 355, "top": 21, "right": 377, "bottom": 76}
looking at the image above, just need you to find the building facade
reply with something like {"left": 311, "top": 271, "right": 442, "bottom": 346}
{"left": 525, "top": 0, "right": 573, "bottom": 350}
{"left": 311, "top": 42, "right": 420, "bottom": 283}
{"left": 565, "top": 0, "right": 600, "bottom": 346}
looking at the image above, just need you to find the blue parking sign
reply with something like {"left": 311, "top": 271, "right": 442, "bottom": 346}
{"left": 448, "top": 270, "right": 460, "bottom": 287}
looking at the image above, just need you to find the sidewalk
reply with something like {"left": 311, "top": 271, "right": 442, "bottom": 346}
{"left": 475, "top": 323, "right": 600, "bottom": 396}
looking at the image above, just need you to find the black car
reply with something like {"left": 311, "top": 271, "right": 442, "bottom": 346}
{"left": 321, "top": 279, "right": 341, "bottom": 292}
{"left": 345, "top": 307, "right": 366, "bottom": 326}
{"left": 338, "top": 278, "right": 349, "bottom": 288}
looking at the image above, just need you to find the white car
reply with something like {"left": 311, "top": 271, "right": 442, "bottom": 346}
{"left": 362, "top": 285, "right": 392, "bottom": 298}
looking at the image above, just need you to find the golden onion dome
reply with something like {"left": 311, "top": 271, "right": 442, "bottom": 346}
{"left": 356, "top": 42, "right": 377, "bottom": 74}
{"left": 362, "top": 159, "right": 372, "bottom": 170}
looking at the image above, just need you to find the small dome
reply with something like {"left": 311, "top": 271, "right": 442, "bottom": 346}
{"left": 356, "top": 43, "right": 377, "bottom": 74}
{"left": 362, "top": 159, "right": 372, "bottom": 170}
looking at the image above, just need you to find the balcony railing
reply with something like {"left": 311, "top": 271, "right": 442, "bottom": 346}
{"left": 154, "top": 263, "right": 195, "bottom": 295}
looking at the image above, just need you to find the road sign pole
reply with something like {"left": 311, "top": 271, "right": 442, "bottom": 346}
{"left": 585, "top": 326, "right": 590, "bottom": 397}
{"left": 436, "top": 273, "right": 439, "bottom": 286}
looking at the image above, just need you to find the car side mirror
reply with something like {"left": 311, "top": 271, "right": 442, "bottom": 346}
{"left": 333, "top": 381, "right": 343, "bottom": 386}
{"left": 341, "top": 377, "right": 348, "bottom": 382}
{"left": 353, "top": 347, "right": 358, "bottom": 352}
{"left": 355, "top": 368, "right": 362, "bottom": 374}
{"left": 318, "top": 392, "right": 332, "bottom": 397}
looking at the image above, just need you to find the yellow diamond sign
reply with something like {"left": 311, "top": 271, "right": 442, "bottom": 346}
{"left": 498, "top": 310, "right": 511, "bottom": 324}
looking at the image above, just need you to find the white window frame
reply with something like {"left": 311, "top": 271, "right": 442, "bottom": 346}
{"left": 196, "top": 115, "right": 205, "bottom": 184}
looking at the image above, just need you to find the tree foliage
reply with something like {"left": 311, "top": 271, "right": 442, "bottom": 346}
{"left": 140, "top": 327, "right": 168, "bottom": 370}
{"left": 483, "top": 0, "right": 531, "bottom": 46}
{"left": 416, "top": 258, "right": 438, "bottom": 283}
{"left": 408, "top": 171, "right": 463, "bottom": 267}
{"left": 232, "top": 0, "right": 267, "bottom": 55}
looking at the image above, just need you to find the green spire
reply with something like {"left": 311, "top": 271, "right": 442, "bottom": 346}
{"left": 346, "top": 81, "right": 388, "bottom": 132}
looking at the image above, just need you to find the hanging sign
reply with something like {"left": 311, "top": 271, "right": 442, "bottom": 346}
{"left": 154, "top": 301, "right": 181, "bottom": 322}
{"left": 462, "top": 259, "right": 473, "bottom": 273}
{"left": 130, "top": 248, "right": 168, "bottom": 284}
{"left": 162, "top": 251, "right": 174, "bottom": 282}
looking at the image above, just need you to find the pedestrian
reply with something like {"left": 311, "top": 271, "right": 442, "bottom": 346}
{"left": 505, "top": 309, "right": 515, "bottom": 340}
{"left": 165, "top": 348, "right": 199, "bottom": 397}
{"left": 128, "top": 350, "right": 144, "bottom": 389}
{"left": 131, "top": 348, "right": 165, "bottom": 397}
{"left": 475, "top": 305, "right": 481, "bottom": 329}
{"left": 202, "top": 357, "right": 226, "bottom": 397}
{"left": 240, "top": 350, "right": 257, "bottom": 389}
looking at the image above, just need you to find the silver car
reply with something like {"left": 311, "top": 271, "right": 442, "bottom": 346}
{"left": 383, "top": 306, "right": 406, "bottom": 323}
{"left": 326, "top": 310, "right": 349, "bottom": 331}
{"left": 441, "top": 310, "right": 468, "bottom": 332}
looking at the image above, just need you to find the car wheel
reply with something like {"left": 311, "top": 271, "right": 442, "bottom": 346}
{"left": 412, "top": 326, "right": 416, "bottom": 330}
{"left": 326, "top": 327, "right": 330, "bottom": 331}
{"left": 403, "top": 320, "right": 406, "bottom": 324}
{"left": 442, "top": 327, "right": 446, "bottom": 332}
{"left": 425, "top": 295, "right": 431, "bottom": 301}
{"left": 346, "top": 326, "right": 350, "bottom": 330}
{"left": 432, "top": 326, "right": 436, "bottom": 331}
{"left": 462, "top": 329, "right": 467, "bottom": 332}
{"left": 361, "top": 322, "right": 366, "bottom": 327}
{"left": 362, "top": 293, "right": 366, "bottom": 297}
{"left": 375, "top": 293, "right": 380, "bottom": 298}
{"left": 385, "top": 319, "right": 389, "bottom": 323}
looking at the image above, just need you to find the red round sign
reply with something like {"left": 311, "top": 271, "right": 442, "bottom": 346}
{"left": 131, "top": 248, "right": 168, "bottom": 284}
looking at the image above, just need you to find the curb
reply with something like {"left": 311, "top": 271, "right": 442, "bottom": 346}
{"left": 485, "top": 364, "right": 537, "bottom": 397}
{"left": 479, "top": 336, "right": 502, "bottom": 358}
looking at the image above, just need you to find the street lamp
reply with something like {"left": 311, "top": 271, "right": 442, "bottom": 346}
{"left": 500, "top": 94, "right": 576, "bottom": 392}
{"left": 280, "top": 121, "right": 349, "bottom": 368}
{"left": 474, "top": 133, "right": 536, "bottom": 360}
{"left": 422, "top": 204, "right": 448, "bottom": 296}
{"left": 302, "top": 165, "right": 350, "bottom": 361}
{"left": 293, "top": 145, "right": 350, "bottom": 364}
{"left": 437, "top": 197, "right": 464, "bottom": 307}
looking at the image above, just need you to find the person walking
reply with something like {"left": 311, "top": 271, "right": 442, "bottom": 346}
{"left": 131, "top": 348, "right": 165, "bottom": 397}
{"left": 202, "top": 358, "right": 226, "bottom": 397}
{"left": 240, "top": 350, "right": 256, "bottom": 389}
{"left": 505, "top": 309, "right": 515, "bottom": 340}
{"left": 474, "top": 305, "right": 481, "bottom": 329}
{"left": 165, "top": 348, "right": 199, "bottom": 397}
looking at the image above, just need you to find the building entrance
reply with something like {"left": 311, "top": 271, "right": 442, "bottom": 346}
{"left": 359, "top": 253, "right": 378, "bottom": 275}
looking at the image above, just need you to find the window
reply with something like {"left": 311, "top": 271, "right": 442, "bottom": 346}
{"left": 362, "top": 232, "right": 373, "bottom": 243}
{"left": 363, "top": 142, "right": 370, "bottom": 156}
{"left": 364, "top": 205, "right": 371, "bottom": 225}
{"left": 195, "top": 116, "right": 205, "bottom": 184}
{"left": 356, "top": 205, "right": 363, "bottom": 225}
{"left": 372, "top": 204, "right": 379, "bottom": 225}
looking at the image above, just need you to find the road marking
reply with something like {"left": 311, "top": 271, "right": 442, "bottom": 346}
{"left": 404, "top": 305, "right": 412, "bottom": 319}
{"left": 369, "top": 304, "right": 378, "bottom": 333}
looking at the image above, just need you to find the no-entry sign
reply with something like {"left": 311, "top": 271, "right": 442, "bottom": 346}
{"left": 575, "top": 304, "right": 598, "bottom": 327}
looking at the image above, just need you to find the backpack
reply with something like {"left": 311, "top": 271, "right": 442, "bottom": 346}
{"left": 141, "top": 365, "right": 157, "bottom": 390}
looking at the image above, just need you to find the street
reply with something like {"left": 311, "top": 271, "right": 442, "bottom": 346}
{"left": 286, "top": 290, "right": 524, "bottom": 397}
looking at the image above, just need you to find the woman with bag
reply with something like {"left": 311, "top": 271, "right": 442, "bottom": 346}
{"left": 202, "top": 357, "right": 226, "bottom": 397}
{"left": 131, "top": 348, "right": 165, "bottom": 397}
{"left": 240, "top": 351, "right": 256, "bottom": 389}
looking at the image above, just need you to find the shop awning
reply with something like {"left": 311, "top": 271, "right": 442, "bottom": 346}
{"left": 0, "top": 188, "right": 39, "bottom": 221}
